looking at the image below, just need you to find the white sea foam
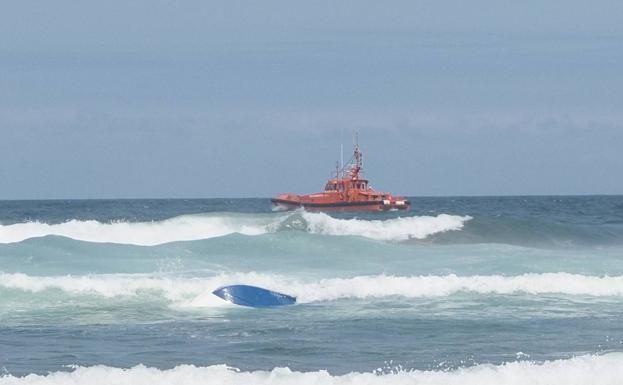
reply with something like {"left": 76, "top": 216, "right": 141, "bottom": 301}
{"left": 3, "top": 272, "right": 623, "bottom": 307}
{"left": 0, "top": 215, "right": 271, "bottom": 246}
{"left": 302, "top": 212, "right": 470, "bottom": 241}
{"left": 0, "top": 212, "right": 470, "bottom": 245}
{"left": 1, "top": 353, "right": 622, "bottom": 385}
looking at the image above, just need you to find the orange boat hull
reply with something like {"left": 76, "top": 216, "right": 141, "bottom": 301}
{"left": 271, "top": 195, "right": 410, "bottom": 212}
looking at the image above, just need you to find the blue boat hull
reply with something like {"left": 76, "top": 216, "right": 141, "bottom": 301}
{"left": 212, "top": 285, "right": 297, "bottom": 307}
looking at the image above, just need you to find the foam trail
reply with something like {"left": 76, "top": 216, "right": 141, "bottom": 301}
{"left": 0, "top": 212, "right": 470, "bottom": 245}
{"left": 3, "top": 272, "right": 623, "bottom": 308}
{"left": 1, "top": 353, "right": 622, "bottom": 385}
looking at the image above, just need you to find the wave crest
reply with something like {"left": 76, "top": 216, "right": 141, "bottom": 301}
{"left": 0, "top": 212, "right": 470, "bottom": 245}
{"left": 302, "top": 212, "right": 470, "bottom": 241}
{"left": 1, "top": 354, "right": 622, "bottom": 385}
{"left": 3, "top": 272, "right": 623, "bottom": 307}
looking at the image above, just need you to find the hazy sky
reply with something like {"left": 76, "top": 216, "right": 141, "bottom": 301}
{"left": 1, "top": 1, "right": 622, "bottom": 198}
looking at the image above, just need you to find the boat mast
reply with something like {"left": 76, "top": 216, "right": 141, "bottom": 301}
{"left": 351, "top": 131, "right": 362, "bottom": 179}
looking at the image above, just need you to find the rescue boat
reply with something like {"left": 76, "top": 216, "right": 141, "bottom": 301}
{"left": 271, "top": 137, "right": 410, "bottom": 212}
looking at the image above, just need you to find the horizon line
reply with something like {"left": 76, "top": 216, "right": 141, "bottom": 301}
{"left": 0, "top": 193, "right": 621, "bottom": 202}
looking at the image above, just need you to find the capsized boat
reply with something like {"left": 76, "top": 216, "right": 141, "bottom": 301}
{"left": 271, "top": 137, "right": 410, "bottom": 212}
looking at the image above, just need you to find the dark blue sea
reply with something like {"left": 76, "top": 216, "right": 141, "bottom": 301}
{"left": 1, "top": 196, "right": 623, "bottom": 384}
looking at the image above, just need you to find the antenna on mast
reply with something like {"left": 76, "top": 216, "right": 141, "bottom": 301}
{"left": 351, "top": 130, "right": 362, "bottom": 178}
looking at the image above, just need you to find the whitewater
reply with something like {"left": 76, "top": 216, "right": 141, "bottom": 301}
{"left": 2, "top": 353, "right": 622, "bottom": 385}
{"left": 0, "top": 211, "right": 470, "bottom": 245}
{"left": 1, "top": 197, "right": 622, "bottom": 382}
{"left": 3, "top": 272, "right": 623, "bottom": 305}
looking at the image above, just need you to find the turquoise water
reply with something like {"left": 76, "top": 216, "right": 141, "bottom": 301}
{"left": 1, "top": 196, "right": 623, "bottom": 384}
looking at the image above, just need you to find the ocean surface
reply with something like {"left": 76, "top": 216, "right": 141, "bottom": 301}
{"left": 1, "top": 196, "right": 623, "bottom": 384}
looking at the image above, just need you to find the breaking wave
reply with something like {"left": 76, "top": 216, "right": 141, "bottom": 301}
{"left": 0, "top": 212, "right": 470, "bottom": 245}
{"left": 1, "top": 353, "right": 622, "bottom": 385}
{"left": 3, "top": 272, "right": 623, "bottom": 307}
{"left": 300, "top": 212, "right": 469, "bottom": 241}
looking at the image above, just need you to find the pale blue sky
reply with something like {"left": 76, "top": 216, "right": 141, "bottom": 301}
{"left": 1, "top": 1, "right": 622, "bottom": 198}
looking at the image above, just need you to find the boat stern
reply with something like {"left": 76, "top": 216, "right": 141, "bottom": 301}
{"left": 381, "top": 197, "right": 411, "bottom": 211}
